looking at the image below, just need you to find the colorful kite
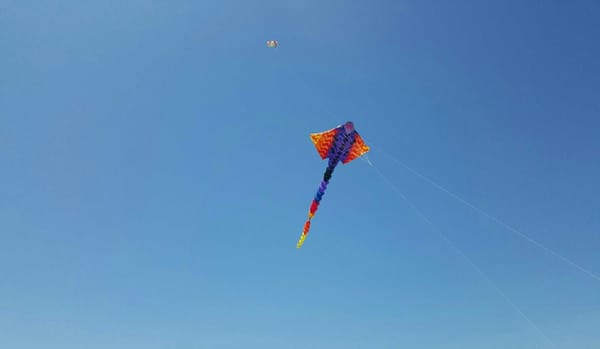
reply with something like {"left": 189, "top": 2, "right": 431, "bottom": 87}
{"left": 266, "top": 40, "right": 278, "bottom": 48}
{"left": 296, "top": 122, "right": 370, "bottom": 248}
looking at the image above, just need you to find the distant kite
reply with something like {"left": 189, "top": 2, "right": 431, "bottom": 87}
{"left": 296, "top": 122, "right": 370, "bottom": 248}
{"left": 266, "top": 40, "right": 278, "bottom": 48}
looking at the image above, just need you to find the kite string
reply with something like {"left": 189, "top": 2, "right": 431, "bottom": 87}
{"left": 300, "top": 101, "right": 596, "bottom": 278}
{"left": 362, "top": 139, "right": 600, "bottom": 283}
{"left": 365, "top": 159, "right": 556, "bottom": 348}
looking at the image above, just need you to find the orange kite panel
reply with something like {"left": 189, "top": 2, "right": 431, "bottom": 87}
{"left": 310, "top": 128, "right": 338, "bottom": 159}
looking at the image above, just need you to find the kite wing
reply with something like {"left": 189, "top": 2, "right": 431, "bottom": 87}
{"left": 342, "top": 133, "right": 370, "bottom": 164}
{"left": 310, "top": 128, "right": 338, "bottom": 159}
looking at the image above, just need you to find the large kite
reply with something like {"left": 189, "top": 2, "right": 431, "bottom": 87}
{"left": 296, "top": 122, "right": 370, "bottom": 248}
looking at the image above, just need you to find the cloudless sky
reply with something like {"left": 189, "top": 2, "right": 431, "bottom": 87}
{"left": 2, "top": 1, "right": 600, "bottom": 348}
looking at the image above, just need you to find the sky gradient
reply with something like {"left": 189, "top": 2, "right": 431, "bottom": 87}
{"left": 2, "top": 1, "right": 600, "bottom": 348}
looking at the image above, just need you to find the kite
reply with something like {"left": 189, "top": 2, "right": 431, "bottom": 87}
{"left": 266, "top": 40, "right": 278, "bottom": 48}
{"left": 296, "top": 121, "right": 370, "bottom": 248}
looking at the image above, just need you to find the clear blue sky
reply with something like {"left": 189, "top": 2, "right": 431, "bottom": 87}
{"left": 2, "top": 1, "right": 599, "bottom": 348}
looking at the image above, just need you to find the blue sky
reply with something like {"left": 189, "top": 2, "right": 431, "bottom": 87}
{"left": 2, "top": 1, "right": 600, "bottom": 348}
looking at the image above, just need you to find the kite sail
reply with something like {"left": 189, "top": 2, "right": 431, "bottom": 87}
{"left": 296, "top": 121, "right": 370, "bottom": 248}
{"left": 266, "top": 40, "right": 278, "bottom": 48}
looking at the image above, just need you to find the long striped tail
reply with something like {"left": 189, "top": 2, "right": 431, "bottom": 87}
{"left": 296, "top": 165, "right": 335, "bottom": 248}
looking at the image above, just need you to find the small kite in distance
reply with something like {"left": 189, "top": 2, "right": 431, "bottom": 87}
{"left": 266, "top": 40, "right": 278, "bottom": 48}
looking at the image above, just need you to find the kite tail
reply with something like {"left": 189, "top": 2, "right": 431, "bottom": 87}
{"left": 297, "top": 164, "right": 336, "bottom": 248}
